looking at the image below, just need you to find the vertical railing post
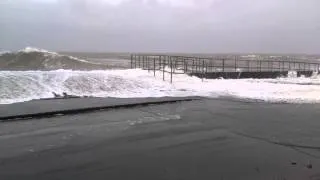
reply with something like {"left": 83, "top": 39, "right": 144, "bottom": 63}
{"left": 198, "top": 58, "right": 201, "bottom": 73}
{"left": 293, "top": 62, "right": 295, "bottom": 70}
{"left": 202, "top": 59, "right": 205, "bottom": 81}
{"left": 146, "top": 55, "right": 148, "bottom": 70}
{"left": 138, "top": 55, "right": 141, "bottom": 68}
{"left": 153, "top": 56, "right": 156, "bottom": 77}
{"left": 312, "top": 63, "right": 315, "bottom": 72}
{"left": 162, "top": 56, "right": 165, "bottom": 81}
{"left": 147, "top": 56, "right": 149, "bottom": 70}
{"left": 130, "top": 54, "right": 133, "bottom": 68}
{"left": 170, "top": 56, "right": 173, "bottom": 83}
{"left": 222, "top": 59, "right": 225, "bottom": 72}
{"left": 235, "top": 56, "right": 237, "bottom": 72}
{"left": 192, "top": 58, "right": 194, "bottom": 73}
{"left": 196, "top": 58, "right": 198, "bottom": 72}
{"left": 175, "top": 57, "right": 177, "bottom": 70}
{"left": 205, "top": 60, "right": 208, "bottom": 73}
{"left": 185, "top": 60, "right": 188, "bottom": 73}
{"left": 309, "top": 63, "right": 311, "bottom": 71}
{"left": 299, "top": 63, "right": 301, "bottom": 71}
{"left": 183, "top": 58, "right": 186, "bottom": 73}
{"left": 212, "top": 59, "right": 214, "bottom": 72}
{"left": 142, "top": 55, "right": 144, "bottom": 68}
{"left": 148, "top": 56, "right": 150, "bottom": 71}
{"left": 289, "top": 62, "right": 291, "bottom": 70}
{"left": 259, "top": 60, "right": 262, "bottom": 72}
{"left": 143, "top": 55, "right": 145, "bottom": 70}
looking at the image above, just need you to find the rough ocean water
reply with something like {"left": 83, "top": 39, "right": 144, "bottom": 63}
{"left": 1, "top": 47, "right": 320, "bottom": 104}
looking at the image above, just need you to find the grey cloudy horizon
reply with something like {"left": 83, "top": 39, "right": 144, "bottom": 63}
{"left": 1, "top": 0, "right": 320, "bottom": 53}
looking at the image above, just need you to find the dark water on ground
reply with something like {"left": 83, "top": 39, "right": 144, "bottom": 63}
{"left": 0, "top": 98, "right": 320, "bottom": 180}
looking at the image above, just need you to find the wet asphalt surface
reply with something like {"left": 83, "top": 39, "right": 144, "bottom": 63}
{"left": 1, "top": 98, "right": 320, "bottom": 180}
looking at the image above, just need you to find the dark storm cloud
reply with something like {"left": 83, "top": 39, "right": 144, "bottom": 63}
{"left": 1, "top": 0, "right": 320, "bottom": 53}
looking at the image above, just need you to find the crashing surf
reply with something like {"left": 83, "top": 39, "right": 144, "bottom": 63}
{"left": 0, "top": 47, "right": 107, "bottom": 71}
{"left": 1, "top": 47, "right": 320, "bottom": 104}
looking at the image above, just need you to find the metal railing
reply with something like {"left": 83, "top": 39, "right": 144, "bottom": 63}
{"left": 130, "top": 54, "right": 320, "bottom": 83}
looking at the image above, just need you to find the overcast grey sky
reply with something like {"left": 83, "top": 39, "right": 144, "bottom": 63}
{"left": 1, "top": 0, "right": 319, "bottom": 53}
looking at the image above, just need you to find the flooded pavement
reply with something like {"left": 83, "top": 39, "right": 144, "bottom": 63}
{"left": 1, "top": 98, "right": 320, "bottom": 180}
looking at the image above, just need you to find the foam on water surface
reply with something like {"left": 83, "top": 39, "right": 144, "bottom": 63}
{"left": 20, "top": 47, "right": 57, "bottom": 54}
{"left": 1, "top": 69, "right": 320, "bottom": 104}
{"left": 1, "top": 47, "right": 320, "bottom": 104}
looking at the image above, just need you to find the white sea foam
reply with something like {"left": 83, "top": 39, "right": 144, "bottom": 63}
{"left": 1, "top": 69, "right": 320, "bottom": 104}
{"left": 0, "top": 51, "right": 10, "bottom": 55}
{"left": 16, "top": 47, "right": 103, "bottom": 65}
{"left": 20, "top": 47, "right": 58, "bottom": 55}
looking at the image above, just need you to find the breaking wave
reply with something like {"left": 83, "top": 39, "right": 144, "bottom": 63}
{"left": 1, "top": 47, "right": 320, "bottom": 104}
{"left": 1, "top": 69, "right": 320, "bottom": 104}
{"left": 0, "top": 47, "right": 108, "bottom": 70}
